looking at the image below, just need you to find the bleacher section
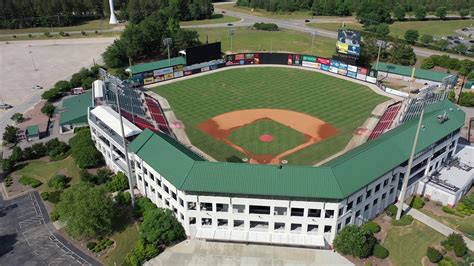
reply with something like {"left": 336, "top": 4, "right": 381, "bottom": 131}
{"left": 121, "top": 110, "right": 157, "bottom": 132}
{"left": 105, "top": 86, "right": 146, "bottom": 117}
{"left": 400, "top": 92, "right": 445, "bottom": 123}
{"left": 368, "top": 103, "right": 401, "bottom": 141}
{"left": 145, "top": 96, "right": 171, "bottom": 133}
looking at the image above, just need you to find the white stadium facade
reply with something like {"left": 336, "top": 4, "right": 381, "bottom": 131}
{"left": 87, "top": 69, "right": 470, "bottom": 249}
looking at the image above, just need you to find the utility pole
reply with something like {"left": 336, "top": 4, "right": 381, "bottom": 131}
{"left": 228, "top": 29, "right": 235, "bottom": 53}
{"left": 396, "top": 108, "right": 424, "bottom": 220}
{"left": 114, "top": 87, "right": 136, "bottom": 207}
{"left": 375, "top": 40, "right": 385, "bottom": 71}
{"left": 163, "top": 38, "right": 173, "bottom": 66}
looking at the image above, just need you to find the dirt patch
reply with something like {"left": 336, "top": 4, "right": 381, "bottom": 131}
{"left": 197, "top": 109, "right": 338, "bottom": 164}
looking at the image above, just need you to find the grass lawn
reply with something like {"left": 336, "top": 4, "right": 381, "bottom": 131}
{"left": 228, "top": 119, "right": 307, "bottom": 155}
{"left": 103, "top": 222, "right": 140, "bottom": 266}
{"left": 307, "top": 19, "right": 474, "bottom": 37}
{"left": 420, "top": 208, "right": 474, "bottom": 240}
{"left": 0, "top": 19, "right": 115, "bottom": 35}
{"left": 14, "top": 157, "right": 81, "bottom": 192}
{"left": 194, "top": 27, "right": 336, "bottom": 56}
{"left": 180, "top": 14, "right": 240, "bottom": 26}
{"left": 384, "top": 220, "right": 445, "bottom": 266}
{"left": 217, "top": 4, "right": 313, "bottom": 19}
{"left": 152, "top": 67, "right": 386, "bottom": 165}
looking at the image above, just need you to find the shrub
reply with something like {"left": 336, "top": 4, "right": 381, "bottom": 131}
{"left": 45, "top": 138, "right": 69, "bottom": 158}
{"left": 362, "top": 221, "right": 381, "bottom": 234}
{"left": 2, "top": 159, "right": 15, "bottom": 173}
{"left": 253, "top": 22, "right": 279, "bottom": 31}
{"left": 106, "top": 172, "right": 129, "bottom": 192}
{"left": 386, "top": 204, "right": 398, "bottom": 218}
{"left": 373, "top": 243, "right": 389, "bottom": 259}
{"left": 426, "top": 247, "right": 443, "bottom": 263}
{"left": 44, "top": 32, "right": 51, "bottom": 37}
{"left": 124, "top": 240, "right": 159, "bottom": 266}
{"left": 19, "top": 176, "right": 42, "bottom": 188}
{"left": 28, "top": 34, "right": 32, "bottom": 38}
{"left": 69, "top": 129, "right": 104, "bottom": 169}
{"left": 41, "top": 103, "right": 55, "bottom": 117}
{"left": 80, "top": 169, "right": 95, "bottom": 183}
{"left": 333, "top": 225, "right": 376, "bottom": 258}
{"left": 95, "top": 168, "right": 113, "bottom": 184}
{"left": 438, "top": 256, "right": 457, "bottom": 266}
{"left": 10, "top": 146, "right": 24, "bottom": 163}
{"left": 134, "top": 197, "right": 157, "bottom": 217}
{"left": 47, "top": 190, "right": 62, "bottom": 203}
{"left": 115, "top": 191, "right": 131, "bottom": 205}
{"left": 442, "top": 206, "right": 456, "bottom": 214}
{"left": 4, "top": 176, "right": 13, "bottom": 187}
{"left": 391, "top": 215, "right": 413, "bottom": 226}
{"left": 87, "top": 242, "right": 97, "bottom": 250}
{"left": 59, "top": 31, "right": 65, "bottom": 37}
{"left": 446, "top": 233, "right": 467, "bottom": 257}
{"left": 50, "top": 209, "right": 60, "bottom": 221}
{"left": 81, "top": 31, "right": 86, "bottom": 35}
{"left": 48, "top": 175, "right": 70, "bottom": 190}
{"left": 410, "top": 196, "right": 424, "bottom": 209}
{"left": 40, "top": 192, "right": 50, "bottom": 200}
{"left": 453, "top": 241, "right": 467, "bottom": 257}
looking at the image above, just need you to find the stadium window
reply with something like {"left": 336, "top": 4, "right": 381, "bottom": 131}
{"left": 149, "top": 172, "right": 154, "bottom": 181}
{"left": 138, "top": 175, "right": 142, "bottom": 181}
{"left": 151, "top": 187, "right": 155, "bottom": 193}
{"left": 373, "top": 198, "right": 378, "bottom": 206}
{"left": 201, "top": 218, "right": 212, "bottom": 227}
{"left": 233, "top": 204, "right": 245, "bottom": 214}
{"left": 308, "top": 224, "right": 319, "bottom": 234}
{"left": 156, "top": 179, "right": 161, "bottom": 187}
{"left": 338, "top": 208, "right": 344, "bottom": 216}
{"left": 355, "top": 210, "right": 361, "bottom": 217}
{"left": 382, "top": 193, "right": 386, "bottom": 200}
{"left": 345, "top": 216, "right": 351, "bottom": 225}
{"left": 364, "top": 204, "right": 369, "bottom": 211}
{"left": 165, "top": 200, "right": 170, "bottom": 207}
{"left": 290, "top": 208, "right": 304, "bottom": 217}
{"left": 135, "top": 161, "right": 141, "bottom": 169}
{"left": 274, "top": 207, "right": 287, "bottom": 216}
{"left": 180, "top": 213, "right": 184, "bottom": 221}
{"left": 189, "top": 217, "right": 196, "bottom": 225}
{"left": 143, "top": 167, "right": 148, "bottom": 176}
{"left": 187, "top": 202, "right": 196, "bottom": 210}
{"left": 249, "top": 205, "right": 270, "bottom": 215}
{"left": 324, "top": 225, "right": 332, "bottom": 233}
{"left": 347, "top": 201, "right": 353, "bottom": 211}
{"left": 179, "top": 198, "right": 184, "bottom": 207}
{"left": 375, "top": 184, "right": 381, "bottom": 192}
{"left": 325, "top": 210, "right": 334, "bottom": 218}
{"left": 145, "top": 181, "right": 148, "bottom": 187}
{"left": 391, "top": 175, "right": 396, "bottom": 183}
{"left": 171, "top": 192, "right": 177, "bottom": 200}
{"left": 233, "top": 220, "right": 245, "bottom": 229}
{"left": 164, "top": 185, "right": 169, "bottom": 194}
{"left": 216, "top": 203, "right": 229, "bottom": 212}
{"left": 337, "top": 223, "right": 341, "bottom": 232}
{"left": 390, "top": 187, "right": 395, "bottom": 195}
{"left": 308, "top": 209, "right": 321, "bottom": 218}
{"left": 173, "top": 207, "right": 177, "bottom": 214}
{"left": 366, "top": 189, "right": 372, "bottom": 198}
{"left": 274, "top": 222, "right": 285, "bottom": 231}
{"left": 158, "top": 193, "right": 162, "bottom": 200}
{"left": 383, "top": 179, "right": 389, "bottom": 187}
{"left": 200, "top": 202, "right": 213, "bottom": 211}
{"left": 218, "top": 219, "right": 228, "bottom": 228}
{"left": 290, "top": 223, "right": 302, "bottom": 232}
{"left": 356, "top": 195, "right": 363, "bottom": 205}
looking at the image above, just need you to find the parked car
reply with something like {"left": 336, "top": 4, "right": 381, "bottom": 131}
{"left": 447, "top": 36, "right": 454, "bottom": 40}
{"left": 32, "top": 85, "right": 43, "bottom": 90}
{"left": 227, "top": 23, "right": 233, "bottom": 26}
{"left": 304, "top": 19, "right": 310, "bottom": 22}
{"left": 222, "top": 10, "right": 226, "bottom": 14}
{"left": 469, "top": 40, "right": 474, "bottom": 43}
{"left": 0, "top": 103, "right": 13, "bottom": 110}
{"left": 453, "top": 40, "right": 461, "bottom": 44}
{"left": 462, "top": 28, "right": 468, "bottom": 31}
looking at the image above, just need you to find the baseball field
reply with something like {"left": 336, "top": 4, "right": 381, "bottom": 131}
{"left": 152, "top": 67, "right": 387, "bottom": 165}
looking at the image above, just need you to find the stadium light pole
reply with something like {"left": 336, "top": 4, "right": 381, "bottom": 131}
{"left": 228, "top": 29, "right": 235, "bottom": 53}
{"left": 396, "top": 108, "right": 424, "bottom": 220}
{"left": 113, "top": 87, "right": 136, "bottom": 208}
{"left": 163, "top": 38, "right": 173, "bottom": 66}
{"left": 375, "top": 40, "right": 385, "bottom": 71}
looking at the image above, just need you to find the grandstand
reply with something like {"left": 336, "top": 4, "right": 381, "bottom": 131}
{"left": 145, "top": 96, "right": 171, "bottom": 133}
{"left": 399, "top": 92, "right": 446, "bottom": 123}
{"left": 368, "top": 102, "right": 401, "bottom": 140}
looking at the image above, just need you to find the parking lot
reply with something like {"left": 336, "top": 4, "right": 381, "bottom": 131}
{"left": 0, "top": 191, "right": 99, "bottom": 265}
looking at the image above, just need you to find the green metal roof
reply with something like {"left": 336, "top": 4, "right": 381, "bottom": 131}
{"left": 373, "top": 62, "right": 452, "bottom": 83}
{"left": 59, "top": 91, "right": 92, "bottom": 126}
{"left": 129, "top": 100, "right": 465, "bottom": 199}
{"left": 464, "top": 80, "right": 473, "bottom": 89}
{"left": 26, "top": 125, "right": 39, "bottom": 136}
{"left": 129, "top": 57, "right": 186, "bottom": 75}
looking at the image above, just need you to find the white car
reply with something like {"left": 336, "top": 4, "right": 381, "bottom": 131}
{"left": 32, "top": 85, "right": 43, "bottom": 90}
{"left": 0, "top": 103, "right": 13, "bottom": 110}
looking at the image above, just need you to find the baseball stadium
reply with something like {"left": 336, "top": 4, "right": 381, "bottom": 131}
{"left": 87, "top": 42, "right": 468, "bottom": 248}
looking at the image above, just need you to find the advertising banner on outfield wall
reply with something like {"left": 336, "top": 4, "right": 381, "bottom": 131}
{"left": 347, "top": 71, "right": 357, "bottom": 78}
{"left": 317, "top": 57, "right": 330, "bottom": 65}
{"left": 302, "top": 55, "right": 316, "bottom": 62}
{"left": 357, "top": 67, "right": 368, "bottom": 81}
{"left": 154, "top": 67, "right": 173, "bottom": 77}
{"left": 348, "top": 65, "right": 358, "bottom": 72}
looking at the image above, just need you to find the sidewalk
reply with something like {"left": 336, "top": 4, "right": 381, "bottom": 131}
{"left": 402, "top": 204, "right": 474, "bottom": 251}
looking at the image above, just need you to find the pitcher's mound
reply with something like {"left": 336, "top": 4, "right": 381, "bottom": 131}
{"left": 259, "top": 134, "right": 274, "bottom": 142}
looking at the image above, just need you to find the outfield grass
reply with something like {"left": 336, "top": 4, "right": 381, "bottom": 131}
{"left": 228, "top": 119, "right": 307, "bottom": 155}
{"left": 384, "top": 220, "right": 445, "bottom": 266}
{"left": 194, "top": 27, "right": 336, "bottom": 56}
{"left": 14, "top": 157, "right": 81, "bottom": 192}
{"left": 307, "top": 19, "right": 474, "bottom": 37}
{"left": 180, "top": 14, "right": 240, "bottom": 26}
{"left": 217, "top": 4, "right": 313, "bottom": 19}
{"left": 0, "top": 19, "right": 115, "bottom": 35}
{"left": 153, "top": 67, "right": 386, "bottom": 165}
{"left": 103, "top": 223, "right": 140, "bottom": 266}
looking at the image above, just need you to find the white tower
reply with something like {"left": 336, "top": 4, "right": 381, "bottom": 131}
{"left": 109, "top": 0, "right": 118, "bottom": 24}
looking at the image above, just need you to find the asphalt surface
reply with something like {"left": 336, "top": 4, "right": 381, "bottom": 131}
{"left": 0, "top": 190, "right": 101, "bottom": 266}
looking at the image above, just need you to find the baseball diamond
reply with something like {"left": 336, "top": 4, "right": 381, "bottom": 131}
{"left": 152, "top": 67, "right": 387, "bottom": 165}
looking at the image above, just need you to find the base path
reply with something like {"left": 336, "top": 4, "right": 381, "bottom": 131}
{"left": 402, "top": 204, "right": 474, "bottom": 251}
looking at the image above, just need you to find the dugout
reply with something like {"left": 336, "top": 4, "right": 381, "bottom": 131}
{"left": 128, "top": 57, "right": 186, "bottom": 86}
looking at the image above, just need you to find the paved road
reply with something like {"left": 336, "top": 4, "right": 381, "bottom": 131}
{"left": 403, "top": 204, "right": 474, "bottom": 251}
{"left": 0, "top": 190, "right": 101, "bottom": 265}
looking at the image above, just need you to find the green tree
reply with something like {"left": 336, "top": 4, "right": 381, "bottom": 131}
{"left": 54, "top": 80, "right": 71, "bottom": 93}
{"left": 404, "top": 29, "right": 419, "bottom": 44}
{"left": 393, "top": 5, "right": 406, "bottom": 21}
{"left": 2, "top": 158, "right": 15, "bottom": 173}
{"left": 140, "top": 208, "right": 186, "bottom": 246}
{"left": 427, "top": 247, "right": 443, "bottom": 263}
{"left": 124, "top": 240, "right": 159, "bottom": 266}
{"left": 106, "top": 172, "right": 129, "bottom": 192}
{"left": 69, "top": 129, "right": 104, "bottom": 169}
{"left": 356, "top": 0, "right": 391, "bottom": 26}
{"left": 9, "top": 146, "right": 23, "bottom": 163}
{"left": 10, "top": 113, "right": 24, "bottom": 123}
{"left": 459, "top": 9, "right": 469, "bottom": 18}
{"left": 333, "top": 225, "right": 376, "bottom": 258}
{"left": 55, "top": 182, "right": 115, "bottom": 238}
{"left": 421, "top": 57, "right": 435, "bottom": 69}
{"left": 373, "top": 243, "right": 389, "bottom": 259}
{"left": 41, "top": 103, "right": 55, "bottom": 117}
{"left": 454, "top": 44, "right": 467, "bottom": 54}
{"left": 458, "top": 59, "right": 474, "bottom": 76}
{"left": 420, "top": 34, "right": 433, "bottom": 46}
{"left": 376, "top": 23, "right": 390, "bottom": 37}
{"left": 102, "top": 39, "right": 129, "bottom": 68}
{"left": 436, "top": 39, "right": 449, "bottom": 50}
{"left": 388, "top": 42, "right": 416, "bottom": 66}
{"left": 447, "top": 233, "right": 467, "bottom": 257}
{"left": 435, "top": 6, "right": 448, "bottom": 20}
{"left": 3, "top": 125, "right": 20, "bottom": 144}
{"left": 310, "top": 0, "right": 321, "bottom": 15}
{"left": 414, "top": 6, "right": 427, "bottom": 20}
{"left": 48, "top": 175, "right": 70, "bottom": 190}
{"left": 45, "top": 138, "right": 69, "bottom": 158}
{"left": 41, "top": 88, "right": 62, "bottom": 102}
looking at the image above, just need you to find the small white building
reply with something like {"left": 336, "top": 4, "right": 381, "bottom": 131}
{"left": 417, "top": 145, "right": 473, "bottom": 207}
